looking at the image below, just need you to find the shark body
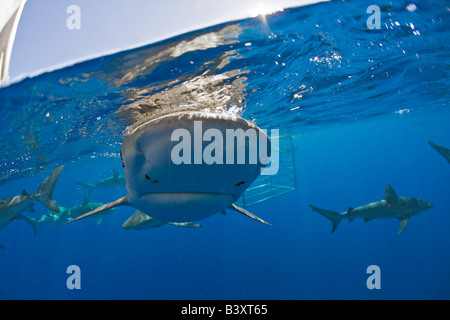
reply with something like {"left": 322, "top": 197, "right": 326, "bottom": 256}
{"left": 309, "top": 184, "right": 433, "bottom": 234}
{"left": 76, "top": 169, "right": 125, "bottom": 194}
{"left": 0, "top": 166, "right": 64, "bottom": 235}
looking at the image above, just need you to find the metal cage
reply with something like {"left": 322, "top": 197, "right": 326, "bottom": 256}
{"left": 237, "top": 134, "right": 296, "bottom": 207}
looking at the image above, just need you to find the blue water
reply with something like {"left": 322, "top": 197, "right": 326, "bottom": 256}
{"left": 0, "top": 0, "right": 449, "bottom": 299}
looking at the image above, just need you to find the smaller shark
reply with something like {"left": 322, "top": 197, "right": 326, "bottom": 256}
{"left": 122, "top": 210, "right": 202, "bottom": 230}
{"left": 0, "top": 166, "right": 64, "bottom": 236}
{"left": 309, "top": 184, "right": 433, "bottom": 235}
{"left": 428, "top": 141, "right": 450, "bottom": 164}
{"left": 76, "top": 169, "right": 125, "bottom": 194}
{"left": 30, "top": 196, "right": 118, "bottom": 228}
{"left": 61, "top": 196, "right": 118, "bottom": 224}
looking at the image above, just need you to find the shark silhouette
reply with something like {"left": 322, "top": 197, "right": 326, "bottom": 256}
{"left": 309, "top": 184, "right": 433, "bottom": 234}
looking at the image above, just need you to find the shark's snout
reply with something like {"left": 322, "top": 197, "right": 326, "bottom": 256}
{"left": 417, "top": 199, "right": 433, "bottom": 211}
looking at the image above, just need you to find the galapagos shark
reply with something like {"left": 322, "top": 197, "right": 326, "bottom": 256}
{"left": 76, "top": 169, "right": 125, "bottom": 194}
{"left": 122, "top": 210, "right": 201, "bottom": 230}
{"left": 61, "top": 196, "right": 118, "bottom": 224}
{"left": 0, "top": 166, "right": 64, "bottom": 233}
{"left": 309, "top": 184, "right": 433, "bottom": 235}
{"left": 29, "top": 196, "right": 118, "bottom": 229}
{"left": 428, "top": 141, "right": 450, "bottom": 164}
{"left": 67, "top": 111, "right": 271, "bottom": 226}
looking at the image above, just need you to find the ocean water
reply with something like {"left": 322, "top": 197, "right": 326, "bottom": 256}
{"left": 0, "top": 0, "right": 449, "bottom": 300}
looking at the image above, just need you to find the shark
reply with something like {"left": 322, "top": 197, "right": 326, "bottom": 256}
{"left": 76, "top": 169, "right": 125, "bottom": 194}
{"left": 428, "top": 141, "right": 450, "bottom": 164}
{"left": 309, "top": 184, "right": 433, "bottom": 235}
{"left": 122, "top": 210, "right": 202, "bottom": 230}
{"left": 29, "top": 196, "right": 118, "bottom": 229}
{"left": 60, "top": 196, "right": 118, "bottom": 224}
{"left": 67, "top": 111, "right": 271, "bottom": 226}
{"left": 0, "top": 166, "right": 64, "bottom": 235}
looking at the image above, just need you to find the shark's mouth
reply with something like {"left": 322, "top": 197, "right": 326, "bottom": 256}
{"left": 134, "top": 192, "right": 235, "bottom": 222}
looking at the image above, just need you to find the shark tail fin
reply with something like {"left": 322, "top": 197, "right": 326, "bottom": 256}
{"left": 66, "top": 196, "right": 128, "bottom": 225}
{"left": 309, "top": 205, "right": 342, "bottom": 233}
{"left": 229, "top": 203, "right": 271, "bottom": 226}
{"left": 36, "top": 166, "right": 64, "bottom": 212}
{"left": 76, "top": 182, "right": 95, "bottom": 195}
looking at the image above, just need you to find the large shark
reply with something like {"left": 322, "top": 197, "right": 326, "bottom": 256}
{"left": 122, "top": 210, "right": 201, "bottom": 230}
{"left": 428, "top": 141, "right": 450, "bottom": 164}
{"left": 76, "top": 169, "right": 125, "bottom": 194}
{"left": 67, "top": 111, "right": 271, "bottom": 226}
{"left": 0, "top": 166, "right": 64, "bottom": 233}
{"left": 309, "top": 184, "right": 433, "bottom": 235}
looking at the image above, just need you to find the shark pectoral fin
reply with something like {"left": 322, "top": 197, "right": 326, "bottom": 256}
{"left": 17, "top": 215, "right": 38, "bottom": 235}
{"left": 229, "top": 203, "right": 271, "bottom": 226}
{"left": 398, "top": 217, "right": 410, "bottom": 235}
{"left": 66, "top": 196, "right": 128, "bottom": 225}
{"left": 428, "top": 141, "right": 450, "bottom": 164}
{"left": 363, "top": 218, "right": 372, "bottom": 223}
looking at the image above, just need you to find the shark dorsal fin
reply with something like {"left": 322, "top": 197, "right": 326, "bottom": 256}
{"left": 385, "top": 184, "right": 399, "bottom": 204}
{"left": 112, "top": 169, "right": 119, "bottom": 178}
{"left": 83, "top": 196, "right": 90, "bottom": 206}
{"left": 21, "top": 189, "right": 27, "bottom": 196}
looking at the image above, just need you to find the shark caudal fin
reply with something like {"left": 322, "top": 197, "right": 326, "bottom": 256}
{"left": 36, "top": 166, "right": 64, "bottom": 212}
{"left": 309, "top": 205, "right": 343, "bottom": 233}
{"left": 66, "top": 196, "right": 128, "bottom": 225}
{"left": 76, "top": 182, "right": 95, "bottom": 195}
{"left": 229, "top": 203, "right": 271, "bottom": 226}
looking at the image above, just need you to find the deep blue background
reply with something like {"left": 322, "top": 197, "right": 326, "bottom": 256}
{"left": 0, "top": 0, "right": 449, "bottom": 299}
{"left": 1, "top": 109, "right": 449, "bottom": 299}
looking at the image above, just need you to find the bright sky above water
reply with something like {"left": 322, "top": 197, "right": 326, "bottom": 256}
{"left": 9, "top": 0, "right": 325, "bottom": 82}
